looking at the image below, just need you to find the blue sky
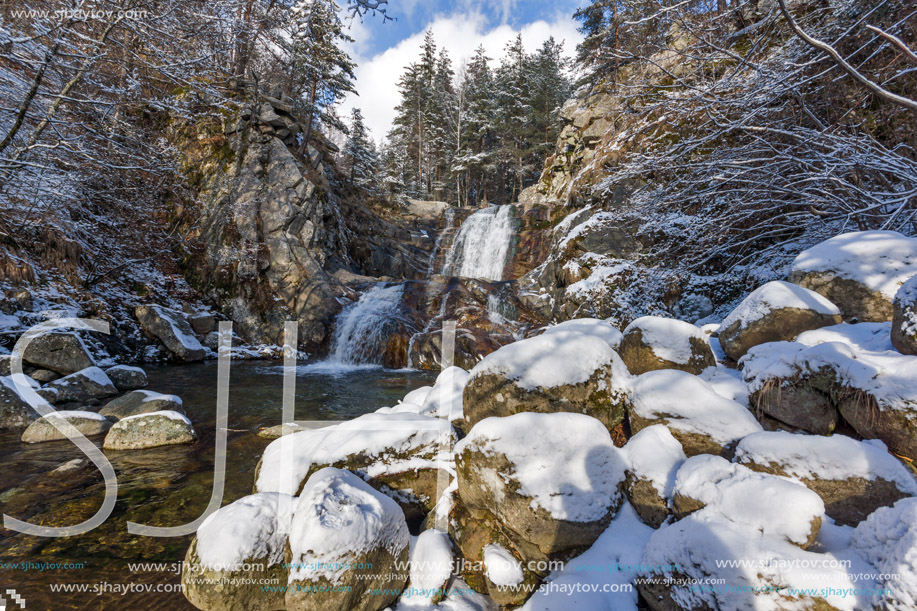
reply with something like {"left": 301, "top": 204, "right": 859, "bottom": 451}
{"left": 340, "top": 0, "right": 587, "bottom": 138}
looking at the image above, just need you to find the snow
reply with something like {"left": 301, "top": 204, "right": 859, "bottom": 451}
{"left": 402, "top": 386, "right": 433, "bottom": 407}
{"left": 288, "top": 467, "right": 409, "bottom": 584}
{"left": 735, "top": 431, "right": 917, "bottom": 493}
{"left": 407, "top": 529, "right": 454, "bottom": 600}
{"left": 0, "top": 312, "right": 20, "bottom": 331}
{"left": 540, "top": 318, "right": 623, "bottom": 350}
{"left": 791, "top": 231, "right": 917, "bottom": 299}
{"left": 106, "top": 364, "right": 146, "bottom": 376}
{"left": 740, "top": 340, "right": 917, "bottom": 411}
{"left": 698, "top": 365, "right": 750, "bottom": 406}
{"left": 419, "top": 367, "right": 469, "bottom": 421}
{"left": 894, "top": 275, "right": 917, "bottom": 337}
{"left": 196, "top": 492, "right": 294, "bottom": 570}
{"left": 55, "top": 366, "right": 113, "bottom": 388}
{"left": 564, "top": 261, "right": 633, "bottom": 299}
{"left": 520, "top": 502, "right": 653, "bottom": 611}
{"left": 483, "top": 544, "right": 523, "bottom": 587}
{"left": 720, "top": 281, "right": 840, "bottom": 331}
{"left": 141, "top": 391, "right": 182, "bottom": 406}
{"left": 118, "top": 410, "right": 192, "bottom": 426}
{"left": 622, "top": 425, "right": 685, "bottom": 499}
{"left": 256, "top": 412, "right": 455, "bottom": 496}
{"left": 455, "top": 412, "right": 625, "bottom": 522}
{"left": 796, "top": 322, "right": 895, "bottom": 353}
{"left": 622, "top": 316, "right": 708, "bottom": 365}
{"left": 851, "top": 498, "right": 917, "bottom": 610}
{"left": 468, "top": 330, "right": 628, "bottom": 391}
{"left": 44, "top": 410, "right": 108, "bottom": 422}
{"left": 672, "top": 455, "right": 825, "bottom": 546}
{"left": 626, "top": 370, "right": 762, "bottom": 446}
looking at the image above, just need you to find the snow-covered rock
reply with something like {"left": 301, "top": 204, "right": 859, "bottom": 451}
{"left": 21, "top": 331, "right": 96, "bottom": 375}
{"left": 0, "top": 375, "right": 36, "bottom": 429}
{"left": 796, "top": 322, "right": 895, "bottom": 352}
{"left": 456, "top": 412, "right": 626, "bottom": 557}
{"left": 735, "top": 431, "right": 917, "bottom": 525}
{"left": 850, "top": 498, "right": 917, "bottom": 610}
{"left": 626, "top": 370, "right": 762, "bottom": 456}
{"left": 104, "top": 365, "right": 148, "bottom": 391}
{"left": 257, "top": 422, "right": 307, "bottom": 439}
{"left": 789, "top": 230, "right": 917, "bottom": 322}
{"left": 718, "top": 281, "right": 842, "bottom": 360}
{"left": 286, "top": 467, "right": 409, "bottom": 611}
{"left": 892, "top": 275, "right": 917, "bottom": 355}
{"left": 462, "top": 330, "right": 629, "bottom": 432}
{"left": 183, "top": 492, "right": 293, "bottom": 611}
{"left": 135, "top": 304, "right": 205, "bottom": 362}
{"left": 418, "top": 366, "right": 469, "bottom": 421}
{"left": 99, "top": 389, "right": 183, "bottom": 420}
{"left": 20, "top": 410, "right": 111, "bottom": 443}
{"left": 671, "top": 455, "right": 824, "bottom": 548}
{"left": 405, "top": 529, "right": 454, "bottom": 605}
{"left": 742, "top": 340, "right": 917, "bottom": 455}
{"left": 255, "top": 412, "right": 455, "bottom": 521}
{"left": 46, "top": 366, "right": 117, "bottom": 403}
{"left": 102, "top": 410, "right": 197, "bottom": 450}
{"left": 617, "top": 316, "right": 715, "bottom": 375}
{"left": 621, "top": 425, "right": 686, "bottom": 528}
{"left": 540, "top": 317, "right": 623, "bottom": 349}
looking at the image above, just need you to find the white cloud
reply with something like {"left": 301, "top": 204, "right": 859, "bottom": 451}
{"left": 341, "top": 10, "right": 583, "bottom": 140}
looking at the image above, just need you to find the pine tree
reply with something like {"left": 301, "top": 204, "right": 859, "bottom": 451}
{"left": 344, "top": 107, "right": 380, "bottom": 191}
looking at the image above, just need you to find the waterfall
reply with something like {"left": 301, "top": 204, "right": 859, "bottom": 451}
{"left": 326, "top": 283, "right": 406, "bottom": 367}
{"left": 443, "top": 205, "right": 515, "bottom": 281}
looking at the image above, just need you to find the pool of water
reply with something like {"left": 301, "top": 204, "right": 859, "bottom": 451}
{"left": 0, "top": 360, "right": 435, "bottom": 609}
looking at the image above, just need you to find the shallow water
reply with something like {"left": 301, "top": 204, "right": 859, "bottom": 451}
{"left": 0, "top": 360, "right": 435, "bottom": 609}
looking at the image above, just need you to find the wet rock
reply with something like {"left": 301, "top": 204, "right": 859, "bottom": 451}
{"left": 21, "top": 411, "right": 111, "bottom": 443}
{"left": 102, "top": 410, "right": 197, "bottom": 450}
{"left": 46, "top": 367, "right": 117, "bottom": 403}
{"left": 719, "top": 281, "right": 842, "bottom": 361}
{"left": 735, "top": 431, "right": 917, "bottom": 526}
{"left": 104, "top": 365, "right": 148, "bottom": 391}
{"left": 183, "top": 492, "right": 292, "bottom": 611}
{"left": 462, "top": 331, "right": 629, "bottom": 432}
{"left": 21, "top": 331, "right": 96, "bottom": 375}
{"left": 135, "top": 305, "right": 205, "bottom": 362}
{"left": 618, "top": 316, "right": 714, "bottom": 375}
{"left": 285, "top": 468, "right": 409, "bottom": 611}
{"left": 99, "top": 390, "right": 183, "bottom": 421}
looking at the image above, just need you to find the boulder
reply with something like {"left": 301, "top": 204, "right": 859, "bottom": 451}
{"left": 462, "top": 330, "right": 629, "bottom": 432}
{"left": 670, "top": 455, "right": 823, "bottom": 548}
{"left": 735, "top": 431, "right": 917, "bottom": 526}
{"left": 627, "top": 370, "right": 762, "bottom": 457}
{"left": 892, "top": 275, "right": 917, "bottom": 355}
{"left": 28, "top": 369, "right": 59, "bottom": 383}
{"left": 46, "top": 367, "right": 118, "bottom": 403}
{"left": 789, "top": 230, "right": 917, "bottom": 322}
{"left": 851, "top": 498, "right": 917, "bottom": 610}
{"left": 742, "top": 341, "right": 917, "bottom": 456}
{"left": 617, "top": 316, "right": 715, "bottom": 375}
{"left": 0, "top": 376, "right": 36, "bottom": 429}
{"left": 404, "top": 529, "right": 454, "bottom": 605}
{"left": 456, "top": 412, "right": 626, "bottom": 559}
{"left": 255, "top": 413, "right": 455, "bottom": 522}
{"left": 21, "top": 331, "right": 95, "bottom": 375}
{"left": 285, "top": 468, "right": 409, "bottom": 611}
{"left": 257, "top": 422, "right": 306, "bottom": 439}
{"left": 104, "top": 365, "right": 148, "bottom": 391}
{"left": 99, "top": 390, "right": 184, "bottom": 421}
{"left": 718, "top": 281, "right": 842, "bottom": 361}
{"left": 21, "top": 411, "right": 111, "bottom": 443}
{"left": 622, "top": 425, "right": 686, "bottom": 528}
{"left": 135, "top": 304, "right": 205, "bottom": 362}
{"left": 189, "top": 312, "right": 216, "bottom": 335}
{"left": 102, "top": 410, "right": 197, "bottom": 450}
{"left": 183, "top": 492, "right": 293, "bottom": 611}
{"left": 539, "top": 317, "right": 623, "bottom": 350}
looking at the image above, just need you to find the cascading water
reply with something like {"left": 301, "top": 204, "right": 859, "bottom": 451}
{"left": 326, "top": 283, "right": 406, "bottom": 366}
{"left": 443, "top": 205, "right": 515, "bottom": 281}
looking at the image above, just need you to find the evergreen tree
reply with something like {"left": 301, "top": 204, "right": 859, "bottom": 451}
{"left": 344, "top": 107, "right": 379, "bottom": 191}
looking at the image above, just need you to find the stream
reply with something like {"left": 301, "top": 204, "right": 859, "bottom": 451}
{"left": 0, "top": 360, "right": 434, "bottom": 609}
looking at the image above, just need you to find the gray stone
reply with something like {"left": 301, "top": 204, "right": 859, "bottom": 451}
{"left": 135, "top": 305, "right": 205, "bottom": 362}
{"left": 103, "top": 411, "right": 196, "bottom": 450}
{"left": 0, "top": 376, "right": 36, "bottom": 428}
{"left": 21, "top": 411, "right": 111, "bottom": 443}
{"left": 891, "top": 277, "right": 917, "bottom": 355}
{"left": 28, "top": 369, "right": 59, "bottom": 384}
{"left": 46, "top": 367, "right": 118, "bottom": 403}
{"left": 104, "top": 365, "right": 148, "bottom": 391}
{"left": 0, "top": 355, "right": 10, "bottom": 376}
{"left": 21, "top": 331, "right": 96, "bottom": 375}
{"left": 188, "top": 313, "right": 216, "bottom": 335}
{"left": 99, "top": 390, "right": 183, "bottom": 421}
